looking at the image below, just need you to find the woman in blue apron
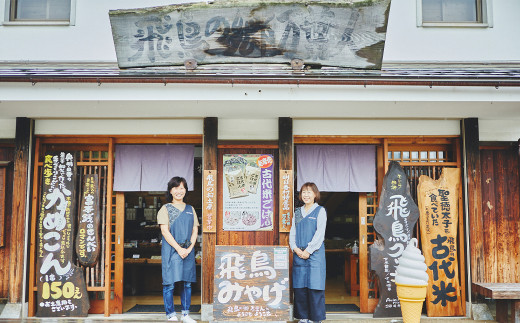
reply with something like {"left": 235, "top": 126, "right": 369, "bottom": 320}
{"left": 289, "top": 182, "right": 327, "bottom": 323}
{"left": 157, "top": 177, "right": 199, "bottom": 322}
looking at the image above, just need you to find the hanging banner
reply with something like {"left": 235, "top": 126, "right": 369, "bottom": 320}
{"left": 279, "top": 170, "right": 293, "bottom": 233}
{"left": 370, "top": 161, "right": 420, "bottom": 318}
{"left": 36, "top": 152, "right": 89, "bottom": 317}
{"left": 76, "top": 174, "right": 100, "bottom": 267}
{"left": 213, "top": 245, "right": 290, "bottom": 321}
{"left": 223, "top": 154, "right": 274, "bottom": 231}
{"left": 418, "top": 168, "right": 463, "bottom": 317}
{"left": 203, "top": 169, "right": 217, "bottom": 232}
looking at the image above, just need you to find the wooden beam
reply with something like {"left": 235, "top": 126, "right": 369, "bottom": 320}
{"left": 202, "top": 118, "right": 217, "bottom": 305}
{"left": 463, "top": 118, "right": 485, "bottom": 284}
{"left": 9, "top": 117, "right": 32, "bottom": 303}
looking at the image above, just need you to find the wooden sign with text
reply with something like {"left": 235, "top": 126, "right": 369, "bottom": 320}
{"left": 370, "top": 161, "right": 420, "bottom": 318}
{"left": 36, "top": 152, "right": 89, "bottom": 317}
{"left": 418, "top": 168, "right": 463, "bottom": 317}
{"left": 279, "top": 170, "right": 293, "bottom": 232}
{"left": 75, "top": 174, "right": 100, "bottom": 267}
{"left": 213, "top": 245, "right": 290, "bottom": 321}
{"left": 109, "top": 0, "right": 390, "bottom": 69}
{"left": 203, "top": 170, "right": 216, "bottom": 232}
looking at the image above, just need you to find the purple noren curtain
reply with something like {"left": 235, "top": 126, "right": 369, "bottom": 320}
{"left": 296, "top": 145, "right": 376, "bottom": 192}
{"left": 113, "top": 145, "right": 194, "bottom": 191}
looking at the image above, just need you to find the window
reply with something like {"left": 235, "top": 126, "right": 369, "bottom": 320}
{"left": 4, "top": 0, "right": 75, "bottom": 25}
{"left": 417, "top": 0, "right": 492, "bottom": 27}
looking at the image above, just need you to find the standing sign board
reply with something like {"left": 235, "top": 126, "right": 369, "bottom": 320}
{"left": 418, "top": 168, "right": 463, "bottom": 316}
{"left": 36, "top": 152, "right": 89, "bottom": 316}
{"left": 222, "top": 155, "right": 274, "bottom": 231}
{"left": 370, "top": 161, "right": 420, "bottom": 317}
{"left": 213, "top": 245, "right": 290, "bottom": 321}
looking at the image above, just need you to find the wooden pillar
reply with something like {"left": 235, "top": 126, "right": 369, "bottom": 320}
{"left": 9, "top": 117, "right": 33, "bottom": 303}
{"left": 462, "top": 118, "right": 484, "bottom": 284}
{"left": 278, "top": 117, "right": 292, "bottom": 246}
{"left": 202, "top": 117, "right": 217, "bottom": 305}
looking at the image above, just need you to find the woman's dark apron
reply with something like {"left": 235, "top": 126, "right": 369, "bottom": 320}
{"left": 161, "top": 204, "right": 197, "bottom": 285}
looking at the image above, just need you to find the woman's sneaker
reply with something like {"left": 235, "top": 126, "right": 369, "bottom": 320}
{"left": 167, "top": 315, "right": 178, "bottom": 321}
{"left": 181, "top": 315, "right": 197, "bottom": 323}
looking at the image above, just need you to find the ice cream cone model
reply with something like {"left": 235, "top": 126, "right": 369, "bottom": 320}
{"left": 394, "top": 238, "right": 429, "bottom": 323}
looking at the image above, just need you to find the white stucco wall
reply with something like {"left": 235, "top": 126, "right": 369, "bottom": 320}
{"left": 0, "top": 118, "right": 15, "bottom": 138}
{"left": 0, "top": 0, "right": 519, "bottom": 64}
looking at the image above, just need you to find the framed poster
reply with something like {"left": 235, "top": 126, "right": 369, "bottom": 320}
{"left": 213, "top": 245, "right": 290, "bottom": 321}
{"left": 222, "top": 154, "right": 274, "bottom": 231}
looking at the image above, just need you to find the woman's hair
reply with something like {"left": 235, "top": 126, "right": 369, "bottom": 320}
{"left": 298, "top": 182, "right": 320, "bottom": 203}
{"left": 165, "top": 176, "right": 188, "bottom": 203}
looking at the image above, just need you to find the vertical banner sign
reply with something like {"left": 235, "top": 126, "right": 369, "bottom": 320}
{"left": 37, "top": 152, "right": 89, "bottom": 317}
{"left": 279, "top": 170, "right": 293, "bottom": 232}
{"left": 370, "top": 161, "right": 420, "bottom": 318}
{"left": 223, "top": 155, "right": 274, "bottom": 231}
{"left": 75, "top": 174, "right": 100, "bottom": 267}
{"left": 213, "top": 245, "right": 290, "bottom": 321}
{"left": 418, "top": 168, "right": 463, "bottom": 317}
{"left": 203, "top": 170, "right": 217, "bottom": 232}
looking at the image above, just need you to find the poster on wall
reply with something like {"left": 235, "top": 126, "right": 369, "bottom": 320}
{"left": 75, "top": 174, "right": 101, "bottom": 267}
{"left": 370, "top": 161, "right": 420, "bottom": 318}
{"left": 203, "top": 170, "right": 217, "bottom": 232}
{"left": 223, "top": 155, "right": 274, "bottom": 231}
{"left": 36, "top": 152, "right": 89, "bottom": 317}
{"left": 418, "top": 168, "right": 463, "bottom": 317}
{"left": 213, "top": 245, "right": 290, "bottom": 321}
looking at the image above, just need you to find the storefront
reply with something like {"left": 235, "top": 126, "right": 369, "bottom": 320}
{"left": 22, "top": 118, "right": 470, "bottom": 320}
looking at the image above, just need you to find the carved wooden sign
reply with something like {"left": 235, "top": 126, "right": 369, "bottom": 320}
{"left": 36, "top": 152, "right": 89, "bottom": 317}
{"left": 109, "top": 0, "right": 390, "bottom": 69}
{"left": 75, "top": 174, "right": 101, "bottom": 267}
{"left": 418, "top": 168, "right": 463, "bottom": 317}
{"left": 213, "top": 245, "right": 290, "bottom": 321}
{"left": 203, "top": 170, "right": 217, "bottom": 232}
{"left": 279, "top": 170, "right": 293, "bottom": 232}
{"left": 370, "top": 161, "right": 419, "bottom": 318}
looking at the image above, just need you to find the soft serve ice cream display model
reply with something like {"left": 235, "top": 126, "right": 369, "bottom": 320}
{"left": 394, "top": 238, "right": 429, "bottom": 323}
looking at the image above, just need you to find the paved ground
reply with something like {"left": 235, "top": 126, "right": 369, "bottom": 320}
{"left": 0, "top": 313, "right": 498, "bottom": 323}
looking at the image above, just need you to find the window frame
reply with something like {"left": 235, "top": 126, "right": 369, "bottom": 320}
{"left": 416, "top": 0, "right": 493, "bottom": 28}
{"left": 2, "top": 0, "right": 76, "bottom": 26}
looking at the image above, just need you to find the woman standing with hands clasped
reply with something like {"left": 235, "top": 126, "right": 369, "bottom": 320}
{"left": 157, "top": 177, "right": 199, "bottom": 322}
{"left": 289, "top": 182, "right": 327, "bottom": 323}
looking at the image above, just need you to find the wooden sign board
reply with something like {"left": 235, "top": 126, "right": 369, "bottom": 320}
{"left": 370, "top": 161, "right": 420, "bottom": 318}
{"left": 75, "top": 174, "right": 101, "bottom": 267}
{"left": 109, "top": 0, "right": 390, "bottom": 69}
{"left": 279, "top": 170, "right": 293, "bottom": 232}
{"left": 203, "top": 170, "right": 217, "bottom": 232}
{"left": 418, "top": 168, "right": 463, "bottom": 317}
{"left": 36, "top": 152, "right": 89, "bottom": 317}
{"left": 213, "top": 245, "right": 290, "bottom": 321}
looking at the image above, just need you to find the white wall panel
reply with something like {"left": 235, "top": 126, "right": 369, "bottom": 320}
{"left": 479, "top": 119, "right": 520, "bottom": 142}
{"left": 218, "top": 119, "right": 278, "bottom": 140}
{"left": 35, "top": 119, "right": 203, "bottom": 135}
{"left": 0, "top": 118, "right": 15, "bottom": 138}
{"left": 294, "top": 119, "right": 461, "bottom": 136}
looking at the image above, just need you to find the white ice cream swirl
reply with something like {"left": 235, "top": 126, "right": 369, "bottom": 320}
{"left": 395, "top": 238, "right": 429, "bottom": 286}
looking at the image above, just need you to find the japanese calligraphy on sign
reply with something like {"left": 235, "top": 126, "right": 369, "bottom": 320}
{"left": 418, "top": 168, "right": 463, "bottom": 317}
{"left": 370, "top": 161, "right": 420, "bottom": 318}
{"left": 75, "top": 174, "right": 100, "bottom": 267}
{"left": 203, "top": 170, "right": 217, "bottom": 232}
{"left": 213, "top": 246, "right": 290, "bottom": 321}
{"left": 279, "top": 170, "right": 293, "bottom": 233}
{"left": 108, "top": 0, "right": 390, "bottom": 69}
{"left": 223, "top": 155, "right": 274, "bottom": 231}
{"left": 36, "top": 152, "right": 89, "bottom": 317}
